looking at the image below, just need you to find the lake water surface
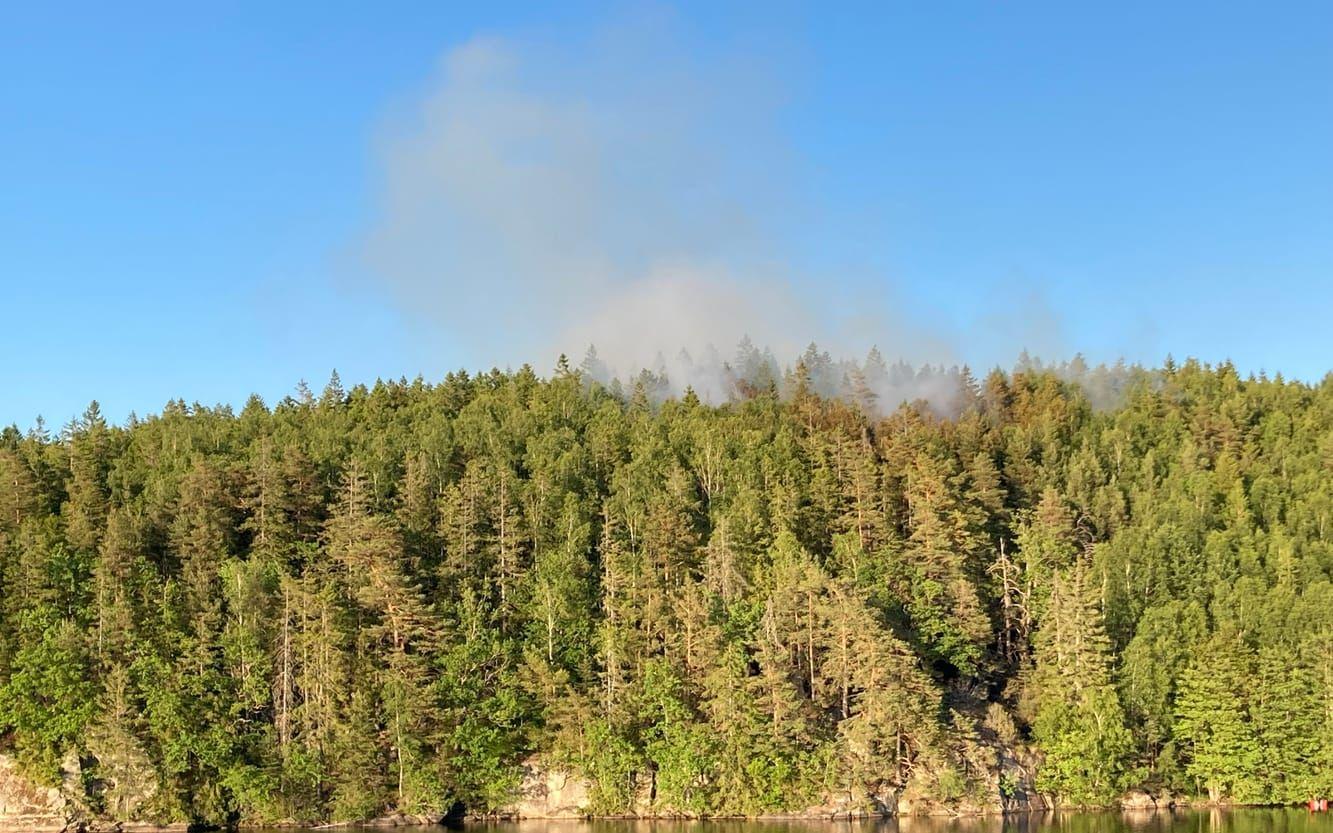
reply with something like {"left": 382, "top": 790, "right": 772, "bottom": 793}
{"left": 240, "top": 810, "right": 1333, "bottom": 833}
{"left": 444, "top": 811, "right": 1333, "bottom": 833}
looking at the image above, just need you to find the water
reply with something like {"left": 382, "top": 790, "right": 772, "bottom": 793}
{"left": 447, "top": 811, "right": 1333, "bottom": 833}
{"left": 240, "top": 812, "right": 1333, "bottom": 833}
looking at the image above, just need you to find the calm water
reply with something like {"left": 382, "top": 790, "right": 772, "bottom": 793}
{"left": 442, "top": 812, "right": 1333, "bottom": 833}
{"left": 241, "top": 812, "right": 1333, "bottom": 833}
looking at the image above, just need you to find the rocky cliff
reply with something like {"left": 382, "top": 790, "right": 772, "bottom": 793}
{"left": 0, "top": 747, "right": 167, "bottom": 833}
{"left": 0, "top": 754, "right": 78, "bottom": 831}
{"left": 488, "top": 739, "right": 1050, "bottom": 820}
{"left": 491, "top": 757, "right": 595, "bottom": 819}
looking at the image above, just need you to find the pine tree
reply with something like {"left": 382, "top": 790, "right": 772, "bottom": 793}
{"left": 325, "top": 464, "right": 442, "bottom": 813}
{"left": 1031, "top": 563, "right": 1133, "bottom": 805}
{"left": 63, "top": 402, "right": 111, "bottom": 554}
{"left": 1173, "top": 633, "right": 1260, "bottom": 802}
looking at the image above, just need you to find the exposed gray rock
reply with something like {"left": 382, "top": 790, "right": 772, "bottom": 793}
{"left": 359, "top": 813, "right": 448, "bottom": 826}
{"left": 1121, "top": 790, "right": 1160, "bottom": 811}
{"left": 491, "top": 756, "right": 593, "bottom": 819}
{"left": 758, "top": 786, "right": 897, "bottom": 819}
{"left": 0, "top": 754, "right": 71, "bottom": 831}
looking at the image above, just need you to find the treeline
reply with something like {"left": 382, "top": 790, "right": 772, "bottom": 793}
{"left": 2, "top": 351, "right": 1333, "bottom": 823}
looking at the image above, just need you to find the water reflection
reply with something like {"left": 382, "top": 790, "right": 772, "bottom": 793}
{"left": 453, "top": 811, "right": 1333, "bottom": 833}
{"left": 256, "top": 812, "right": 1333, "bottom": 833}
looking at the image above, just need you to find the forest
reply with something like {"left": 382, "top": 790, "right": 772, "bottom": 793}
{"left": 3, "top": 346, "right": 1333, "bottom": 824}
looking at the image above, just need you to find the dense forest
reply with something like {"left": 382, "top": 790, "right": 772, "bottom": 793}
{"left": 3, "top": 346, "right": 1333, "bottom": 824}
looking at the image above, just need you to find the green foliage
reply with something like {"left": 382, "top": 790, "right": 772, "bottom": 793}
{"left": 1032, "top": 565, "right": 1134, "bottom": 806}
{"left": 0, "top": 618, "right": 96, "bottom": 780}
{"left": 1174, "top": 635, "right": 1261, "bottom": 802}
{"left": 574, "top": 718, "right": 642, "bottom": 813}
{"left": 1118, "top": 599, "right": 1206, "bottom": 784}
{"left": 3, "top": 357, "right": 1333, "bottom": 819}
{"left": 1034, "top": 688, "right": 1134, "bottom": 806}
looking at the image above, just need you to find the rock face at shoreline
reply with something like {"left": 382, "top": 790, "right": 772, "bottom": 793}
{"left": 491, "top": 756, "right": 595, "bottom": 819}
{"left": 0, "top": 755, "right": 72, "bottom": 831}
{"left": 1121, "top": 790, "right": 1160, "bottom": 811}
{"left": 895, "top": 749, "right": 1048, "bottom": 816}
{"left": 770, "top": 787, "right": 899, "bottom": 819}
{"left": 488, "top": 742, "right": 1054, "bottom": 820}
{"left": 0, "top": 749, "right": 166, "bottom": 832}
{"left": 4, "top": 746, "right": 1157, "bottom": 826}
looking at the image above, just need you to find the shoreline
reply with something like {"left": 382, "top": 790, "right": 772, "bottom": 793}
{"left": 0, "top": 806, "right": 1314, "bottom": 833}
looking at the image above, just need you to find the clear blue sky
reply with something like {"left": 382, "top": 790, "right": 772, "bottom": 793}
{"left": 3, "top": 1, "right": 1331, "bottom": 428}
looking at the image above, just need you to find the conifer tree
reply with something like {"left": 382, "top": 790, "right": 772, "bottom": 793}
{"left": 1174, "top": 633, "right": 1260, "bottom": 802}
{"left": 1031, "top": 563, "right": 1133, "bottom": 805}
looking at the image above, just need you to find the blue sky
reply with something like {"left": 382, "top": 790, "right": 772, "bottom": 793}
{"left": 3, "top": 1, "right": 1330, "bottom": 428}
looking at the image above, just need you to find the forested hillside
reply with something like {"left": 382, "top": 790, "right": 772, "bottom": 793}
{"left": 3, "top": 348, "right": 1333, "bottom": 824}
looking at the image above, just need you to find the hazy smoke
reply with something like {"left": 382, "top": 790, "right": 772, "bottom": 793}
{"left": 358, "top": 12, "right": 1081, "bottom": 410}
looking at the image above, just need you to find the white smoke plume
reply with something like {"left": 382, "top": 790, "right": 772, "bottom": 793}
{"left": 358, "top": 12, "right": 1086, "bottom": 412}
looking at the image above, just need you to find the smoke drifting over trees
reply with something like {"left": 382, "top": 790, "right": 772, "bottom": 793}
{"left": 359, "top": 15, "right": 1076, "bottom": 391}
{"left": 576, "top": 340, "right": 1144, "bottom": 417}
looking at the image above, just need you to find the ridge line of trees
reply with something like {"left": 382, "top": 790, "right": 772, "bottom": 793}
{"left": 2, "top": 350, "right": 1333, "bottom": 823}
